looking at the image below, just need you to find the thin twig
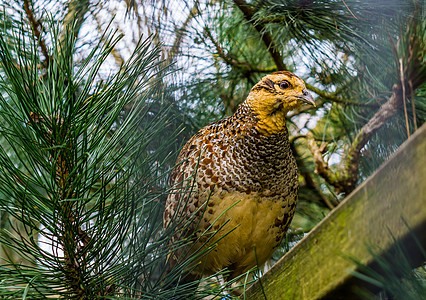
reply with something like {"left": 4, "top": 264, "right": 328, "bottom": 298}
{"left": 205, "top": 27, "right": 250, "bottom": 70}
{"left": 305, "top": 133, "right": 338, "bottom": 188}
{"left": 204, "top": 26, "right": 276, "bottom": 74}
{"left": 91, "top": 9, "right": 125, "bottom": 66}
{"left": 346, "top": 85, "right": 402, "bottom": 193}
{"left": 233, "top": 0, "right": 287, "bottom": 70}
{"left": 399, "top": 58, "right": 410, "bottom": 137}
{"left": 409, "top": 80, "right": 417, "bottom": 130}
{"left": 341, "top": 0, "right": 358, "bottom": 20}
{"left": 167, "top": 1, "right": 201, "bottom": 64}
{"left": 288, "top": 136, "right": 338, "bottom": 209}
{"left": 22, "top": 0, "right": 50, "bottom": 67}
{"left": 306, "top": 83, "right": 379, "bottom": 107}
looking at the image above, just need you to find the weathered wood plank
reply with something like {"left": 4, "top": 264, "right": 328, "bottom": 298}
{"left": 243, "top": 124, "right": 426, "bottom": 299}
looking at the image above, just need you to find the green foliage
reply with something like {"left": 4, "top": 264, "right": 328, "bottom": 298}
{"left": 349, "top": 225, "right": 426, "bottom": 299}
{"left": 0, "top": 7, "right": 254, "bottom": 298}
{"left": 0, "top": 16, "right": 190, "bottom": 298}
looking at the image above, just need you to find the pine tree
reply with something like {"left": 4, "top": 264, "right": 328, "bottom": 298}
{"left": 138, "top": 0, "right": 426, "bottom": 229}
{"left": 0, "top": 0, "right": 425, "bottom": 298}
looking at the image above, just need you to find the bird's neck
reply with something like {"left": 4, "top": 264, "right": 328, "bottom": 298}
{"left": 256, "top": 111, "right": 287, "bottom": 136}
{"left": 236, "top": 101, "right": 289, "bottom": 136}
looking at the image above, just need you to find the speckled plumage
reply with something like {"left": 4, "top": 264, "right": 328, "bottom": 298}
{"left": 164, "top": 71, "right": 314, "bottom": 278}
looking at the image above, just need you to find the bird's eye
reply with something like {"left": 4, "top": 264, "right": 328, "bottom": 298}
{"left": 279, "top": 81, "right": 290, "bottom": 89}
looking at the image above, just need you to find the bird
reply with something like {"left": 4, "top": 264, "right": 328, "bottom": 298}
{"left": 164, "top": 71, "right": 315, "bottom": 281}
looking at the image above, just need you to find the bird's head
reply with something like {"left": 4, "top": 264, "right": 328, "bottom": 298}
{"left": 245, "top": 71, "right": 315, "bottom": 135}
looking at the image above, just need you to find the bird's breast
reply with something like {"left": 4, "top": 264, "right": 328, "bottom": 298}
{"left": 192, "top": 188, "right": 297, "bottom": 276}
{"left": 196, "top": 128, "right": 298, "bottom": 196}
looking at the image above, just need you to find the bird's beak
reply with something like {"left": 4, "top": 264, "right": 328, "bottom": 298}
{"left": 297, "top": 89, "right": 316, "bottom": 106}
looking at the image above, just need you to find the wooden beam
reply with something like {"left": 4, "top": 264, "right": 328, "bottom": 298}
{"left": 243, "top": 124, "right": 426, "bottom": 299}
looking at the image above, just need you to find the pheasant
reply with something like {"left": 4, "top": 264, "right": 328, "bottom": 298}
{"left": 164, "top": 71, "right": 315, "bottom": 280}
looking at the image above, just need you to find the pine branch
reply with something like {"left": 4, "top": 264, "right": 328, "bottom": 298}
{"left": 232, "top": 0, "right": 287, "bottom": 70}
{"left": 61, "top": 0, "right": 90, "bottom": 45}
{"left": 306, "top": 7, "right": 425, "bottom": 195}
{"left": 306, "top": 132, "right": 342, "bottom": 191}
{"left": 231, "top": 0, "right": 376, "bottom": 114}
{"left": 167, "top": 2, "right": 202, "bottom": 64}
{"left": 307, "top": 84, "right": 406, "bottom": 195}
{"left": 291, "top": 143, "right": 338, "bottom": 210}
{"left": 204, "top": 26, "right": 277, "bottom": 74}
{"left": 92, "top": 9, "right": 125, "bottom": 66}
{"left": 27, "top": 110, "right": 92, "bottom": 297}
{"left": 22, "top": 0, "right": 50, "bottom": 67}
{"left": 0, "top": 16, "right": 190, "bottom": 297}
{"left": 343, "top": 84, "right": 404, "bottom": 190}
{"left": 306, "top": 83, "right": 381, "bottom": 108}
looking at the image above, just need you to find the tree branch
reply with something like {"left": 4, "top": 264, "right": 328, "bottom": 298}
{"left": 306, "top": 83, "right": 380, "bottom": 108}
{"left": 23, "top": 0, "right": 50, "bottom": 67}
{"left": 343, "top": 85, "right": 403, "bottom": 188}
{"left": 231, "top": 0, "right": 386, "bottom": 111}
{"left": 291, "top": 143, "right": 338, "bottom": 209}
{"left": 61, "top": 0, "right": 90, "bottom": 46}
{"left": 307, "top": 85, "right": 404, "bottom": 194}
{"left": 232, "top": 1, "right": 374, "bottom": 112}
{"left": 92, "top": 9, "right": 125, "bottom": 66}
{"left": 204, "top": 26, "right": 276, "bottom": 74}
{"left": 29, "top": 111, "right": 92, "bottom": 297}
{"left": 305, "top": 133, "right": 343, "bottom": 190}
{"left": 232, "top": 0, "right": 287, "bottom": 70}
{"left": 167, "top": 2, "right": 201, "bottom": 64}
